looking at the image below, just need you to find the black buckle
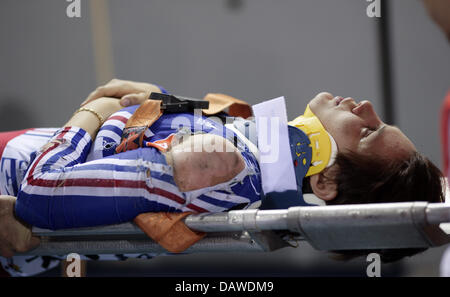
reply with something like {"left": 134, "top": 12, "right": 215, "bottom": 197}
{"left": 149, "top": 92, "right": 209, "bottom": 113}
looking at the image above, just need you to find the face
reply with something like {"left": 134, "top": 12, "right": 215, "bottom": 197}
{"left": 308, "top": 92, "right": 416, "bottom": 160}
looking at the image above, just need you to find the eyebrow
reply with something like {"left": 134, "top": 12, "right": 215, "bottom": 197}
{"left": 377, "top": 124, "right": 387, "bottom": 135}
{"left": 371, "top": 124, "right": 398, "bottom": 143}
{"left": 367, "top": 124, "right": 388, "bottom": 142}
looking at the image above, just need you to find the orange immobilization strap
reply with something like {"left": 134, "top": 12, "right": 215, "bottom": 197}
{"left": 115, "top": 100, "right": 163, "bottom": 153}
{"left": 134, "top": 212, "right": 206, "bottom": 253}
{"left": 203, "top": 93, "right": 252, "bottom": 119}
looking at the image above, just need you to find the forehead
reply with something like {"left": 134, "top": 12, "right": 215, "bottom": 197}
{"left": 359, "top": 126, "right": 416, "bottom": 158}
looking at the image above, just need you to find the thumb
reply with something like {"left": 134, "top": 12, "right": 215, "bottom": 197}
{"left": 120, "top": 92, "right": 148, "bottom": 107}
{"left": 29, "top": 236, "right": 41, "bottom": 248}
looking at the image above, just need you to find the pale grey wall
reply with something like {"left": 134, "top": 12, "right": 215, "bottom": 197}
{"left": 390, "top": 0, "right": 450, "bottom": 166}
{"left": 1, "top": 0, "right": 449, "bottom": 276}
{"left": 108, "top": 0, "right": 382, "bottom": 121}
{"left": 0, "top": 0, "right": 96, "bottom": 130}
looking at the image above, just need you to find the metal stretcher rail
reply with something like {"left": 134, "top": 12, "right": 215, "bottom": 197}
{"left": 21, "top": 202, "right": 450, "bottom": 256}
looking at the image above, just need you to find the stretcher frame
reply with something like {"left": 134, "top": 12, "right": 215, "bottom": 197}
{"left": 20, "top": 202, "right": 450, "bottom": 256}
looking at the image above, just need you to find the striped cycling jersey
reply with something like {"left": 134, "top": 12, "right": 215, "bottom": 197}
{"left": 14, "top": 105, "right": 262, "bottom": 230}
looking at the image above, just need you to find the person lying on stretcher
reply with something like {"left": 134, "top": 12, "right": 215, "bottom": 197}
{"left": 0, "top": 79, "right": 445, "bottom": 263}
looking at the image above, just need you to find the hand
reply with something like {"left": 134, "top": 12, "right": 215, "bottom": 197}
{"left": 0, "top": 196, "right": 40, "bottom": 258}
{"left": 81, "top": 78, "right": 162, "bottom": 107}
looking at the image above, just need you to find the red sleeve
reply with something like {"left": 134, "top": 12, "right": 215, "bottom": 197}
{"left": 0, "top": 129, "right": 32, "bottom": 159}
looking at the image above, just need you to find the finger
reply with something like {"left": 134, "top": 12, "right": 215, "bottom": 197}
{"left": 82, "top": 82, "right": 147, "bottom": 107}
{"left": 14, "top": 237, "right": 40, "bottom": 253}
{"left": 0, "top": 243, "right": 15, "bottom": 258}
{"left": 81, "top": 84, "right": 122, "bottom": 106}
{"left": 15, "top": 236, "right": 41, "bottom": 253}
{"left": 30, "top": 236, "right": 41, "bottom": 248}
{"left": 81, "top": 78, "right": 122, "bottom": 105}
{"left": 8, "top": 220, "right": 39, "bottom": 253}
{"left": 120, "top": 92, "right": 149, "bottom": 107}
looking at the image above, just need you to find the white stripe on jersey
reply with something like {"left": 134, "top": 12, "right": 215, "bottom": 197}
{"left": 207, "top": 191, "right": 252, "bottom": 204}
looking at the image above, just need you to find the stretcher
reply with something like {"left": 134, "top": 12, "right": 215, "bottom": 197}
{"left": 20, "top": 201, "right": 450, "bottom": 256}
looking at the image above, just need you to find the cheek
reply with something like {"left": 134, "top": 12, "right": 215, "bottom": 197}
{"left": 325, "top": 116, "right": 361, "bottom": 152}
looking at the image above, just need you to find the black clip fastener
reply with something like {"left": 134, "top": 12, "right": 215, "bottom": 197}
{"left": 149, "top": 92, "right": 209, "bottom": 113}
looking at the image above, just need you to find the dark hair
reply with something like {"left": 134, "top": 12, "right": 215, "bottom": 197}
{"left": 306, "top": 150, "right": 445, "bottom": 263}
{"left": 329, "top": 150, "right": 444, "bottom": 206}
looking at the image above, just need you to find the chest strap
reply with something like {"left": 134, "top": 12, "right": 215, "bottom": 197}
{"left": 115, "top": 99, "right": 164, "bottom": 153}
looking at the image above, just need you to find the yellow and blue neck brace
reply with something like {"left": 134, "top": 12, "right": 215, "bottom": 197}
{"left": 259, "top": 105, "right": 338, "bottom": 210}
{"left": 288, "top": 105, "right": 338, "bottom": 177}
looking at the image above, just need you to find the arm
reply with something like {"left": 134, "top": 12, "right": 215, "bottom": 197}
{"left": 15, "top": 130, "right": 183, "bottom": 229}
{"left": 16, "top": 132, "right": 251, "bottom": 229}
{"left": 81, "top": 78, "right": 164, "bottom": 107}
{"left": 68, "top": 97, "right": 124, "bottom": 140}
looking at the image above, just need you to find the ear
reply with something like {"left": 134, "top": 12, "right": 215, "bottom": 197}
{"left": 309, "top": 168, "right": 338, "bottom": 201}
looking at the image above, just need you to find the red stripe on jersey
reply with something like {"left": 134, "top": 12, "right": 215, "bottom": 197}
{"left": 186, "top": 203, "right": 208, "bottom": 213}
{"left": 107, "top": 115, "right": 129, "bottom": 125}
{"left": 27, "top": 176, "right": 186, "bottom": 205}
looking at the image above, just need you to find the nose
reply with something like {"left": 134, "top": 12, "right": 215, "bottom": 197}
{"left": 352, "top": 100, "right": 383, "bottom": 127}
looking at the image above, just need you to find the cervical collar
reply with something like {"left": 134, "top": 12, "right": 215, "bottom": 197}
{"left": 288, "top": 105, "right": 338, "bottom": 177}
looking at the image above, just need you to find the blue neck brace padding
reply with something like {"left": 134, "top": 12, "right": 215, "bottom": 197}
{"left": 259, "top": 125, "right": 315, "bottom": 209}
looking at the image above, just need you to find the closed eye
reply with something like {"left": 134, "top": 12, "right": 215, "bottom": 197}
{"left": 361, "top": 124, "right": 387, "bottom": 142}
{"left": 361, "top": 127, "right": 376, "bottom": 139}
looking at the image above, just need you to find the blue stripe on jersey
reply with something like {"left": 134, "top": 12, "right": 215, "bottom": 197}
{"left": 99, "top": 124, "right": 124, "bottom": 137}
{"left": 10, "top": 160, "right": 18, "bottom": 195}
{"left": 65, "top": 136, "right": 92, "bottom": 168}
{"left": 228, "top": 175, "right": 261, "bottom": 204}
{"left": 149, "top": 171, "right": 177, "bottom": 186}
{"left": 41, "top": 129, "right": 89, "bottom": 172}
{"left": 16, "top": 192, "right": 181, "bottom": 229}
{"left": 22, "top": 133, "right": 53, "bottom": 138}
{"left": 69, "top": 128, "right": 87, "bottom": 147}
{"left": 45, "top": 161, "right": 175, "bottom": 187}
{"left": 45, "top": 163, "right": 139, "bottom": 174}
{"left": 109, "top": 147, "right": 168, "bottom": 165}
{"left": 41, "top": 146, "right": 76, "bottom": 172}
{"left": 197, "top": 193, "right": 243, "bottom": 209}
